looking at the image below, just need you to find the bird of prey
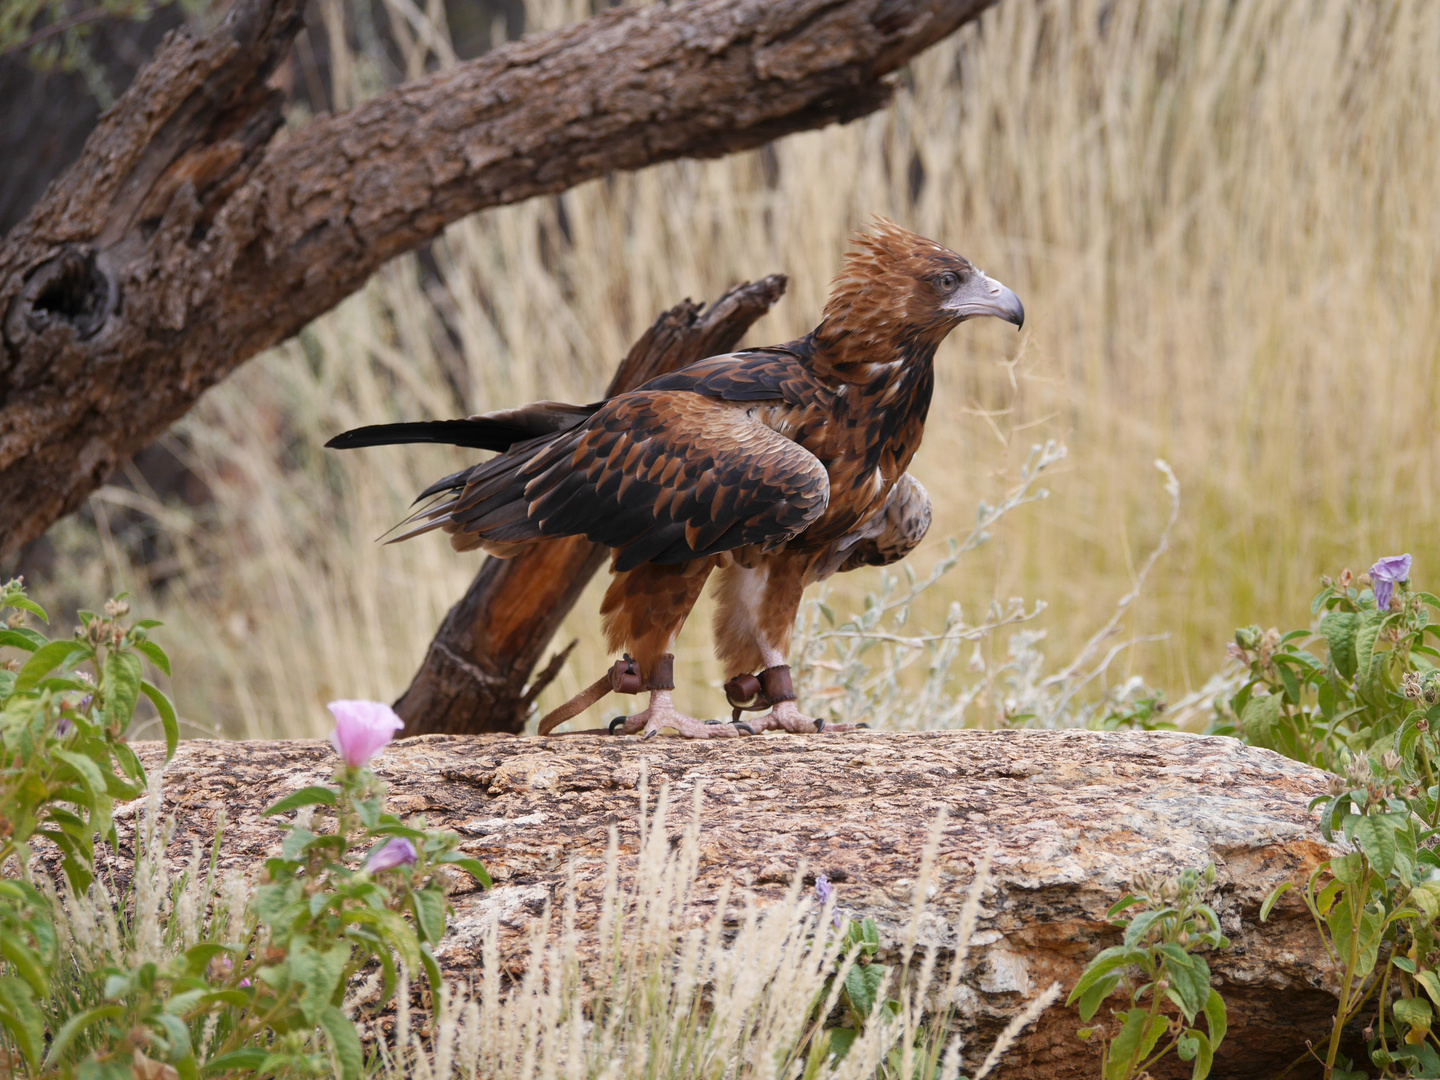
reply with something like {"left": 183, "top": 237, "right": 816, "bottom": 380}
{"left": 327, "top": 220, "right": 1024, "bottom": 738}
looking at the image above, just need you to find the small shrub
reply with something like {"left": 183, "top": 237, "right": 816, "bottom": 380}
{"left": 1068, "top": 865, "right": 1229, "bottom": 1080}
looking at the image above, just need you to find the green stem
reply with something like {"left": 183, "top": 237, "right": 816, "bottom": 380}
{"left": 1416, "top": 742, "right": 1439, "bottom": 828}
{"left": 1325, "top": 885, "right": 1366, "bottom": 1078}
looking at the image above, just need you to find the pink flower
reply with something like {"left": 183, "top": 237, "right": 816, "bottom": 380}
{"left": 365, "top": 838, "right": 418, "bottom": 872}
{"left": 327, "top": 700, "right": 404, "bottom": 768}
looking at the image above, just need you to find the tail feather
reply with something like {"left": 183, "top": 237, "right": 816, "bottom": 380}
{"left": 327, "top": 401, "right": 600, "bottom": 453}
{"left": 326, "top": 419, "right": 532, "bottom": 452}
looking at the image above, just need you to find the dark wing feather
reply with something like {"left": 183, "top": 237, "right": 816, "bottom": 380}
{"left": 425, "top": 391, "right": 829, "bottom": 571}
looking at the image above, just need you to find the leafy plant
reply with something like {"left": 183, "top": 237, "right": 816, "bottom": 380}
{"left": 1219, "top": 554, "right": 1440, "bottom": 1078}
{"left": 1, "top": 578, "right": 178, "bottom": 1076}
{"left": 1, "top": 577, "right": 493, "bottom": 1078}
{"left": 1068, "top": 865, "right": 1229, "bottom": 1080}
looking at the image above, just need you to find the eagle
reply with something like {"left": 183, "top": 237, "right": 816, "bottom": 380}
{"left": 327, "top": 220, "right": 1023, "bottom": 738}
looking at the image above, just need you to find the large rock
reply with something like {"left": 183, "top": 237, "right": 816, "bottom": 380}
{"left": 125, "top": 729, "right": 1339, "bottom": 1079}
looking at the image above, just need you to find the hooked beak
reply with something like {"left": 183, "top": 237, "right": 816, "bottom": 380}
{"left": 947, "top": 273, "right": 1025, "bottom": 329}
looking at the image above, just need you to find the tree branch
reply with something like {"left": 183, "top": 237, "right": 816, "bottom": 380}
{"left": 0, "top": 0, "right": 999, "bottom": 562}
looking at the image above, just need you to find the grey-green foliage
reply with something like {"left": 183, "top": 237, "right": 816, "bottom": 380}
{"left": 1067, "top": 865, "right": 1229, "bottom": 1080}
{"left": 1227, "top": 559, "right": 1440, "bottom": 1078}
{"left": 0, "top": 577, "right": 490, "bottom": 1079}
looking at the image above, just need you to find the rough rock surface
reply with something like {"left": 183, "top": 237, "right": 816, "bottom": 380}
{"left": 123, "top": 729, "right": 1340, "bottom": 1079}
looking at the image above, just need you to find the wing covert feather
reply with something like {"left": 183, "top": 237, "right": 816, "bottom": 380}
{"left": 446, "top": 391, "right": 829, "bottom": 571}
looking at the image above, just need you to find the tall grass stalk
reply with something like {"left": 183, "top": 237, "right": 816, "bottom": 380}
{"left": 27, "top": 0, "right": 1440, "bottom": 736}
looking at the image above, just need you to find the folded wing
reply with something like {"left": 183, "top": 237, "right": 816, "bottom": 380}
{"left": 401, "top": 391, "right": 830, "bottom": 572}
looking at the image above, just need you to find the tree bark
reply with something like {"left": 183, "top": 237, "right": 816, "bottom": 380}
{"left": 116, "top": 729, "right": 1341, "bottom": 1080}
{"left": 392, "top": 275, "right": 788, "bottom": 737}
{"left": 0, "top": 0, "right": 1000, "bottom": 564}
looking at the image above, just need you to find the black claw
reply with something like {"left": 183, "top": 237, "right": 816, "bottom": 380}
{"left": 814, "top": 718, "right": 826, "bottom": 733}
{"left": 643, "top": 729, "right": 660, "bottom": 741}
{"left": 734, "top": 723, "right": 756, "bottom": 736}
{"left": 609, "top": 716, "right": 628, "bottom": 735}
{"left": 704, "top": 719, "right": 725, "bottom": 725}
{"left": 856, "top": 722, "right": 870, "bottom": 729}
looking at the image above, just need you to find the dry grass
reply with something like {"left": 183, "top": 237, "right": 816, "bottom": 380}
{"left": 44, "top": 770, "right": 1056, "bottom": 1078}
{"left": 26, "top": 0, "right": 1440, "bottom": 737}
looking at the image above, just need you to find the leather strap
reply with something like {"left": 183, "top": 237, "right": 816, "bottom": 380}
{"left": 537, "top": 654, "right": 643, "bottom": 735}
{"left": 724, "top": 664, "right": 795, "bottom": 722}
{"left": 647, "top": 653, "right": 676, "bottom": 691}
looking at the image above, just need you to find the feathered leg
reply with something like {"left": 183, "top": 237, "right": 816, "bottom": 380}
{"left": 712, "top": 551, "right": 864, "bottom": 735}
{"left": 600, "top": 558, "right": 735, "bottom": 739}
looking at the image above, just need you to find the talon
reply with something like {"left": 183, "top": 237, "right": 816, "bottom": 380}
{"left": 856, "top": 722, "right": 870, "bottom": 729}
{"left": 643, "top": 728, "right": 660, "bottom": 741}
{"left": 609, "top": 716, "right": 628, "bottom": 735}
{"left": 705, "top": 719, "right": 725, "bottom": 725}
{"left": 814, "top": 718, "right": 826, "bottom": 733}
{"left": 734, "top": 722, "right": 756, "bottom": 735}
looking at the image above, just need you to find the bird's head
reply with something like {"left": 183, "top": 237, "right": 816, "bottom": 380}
{"left": 817, "top": 218, "right": 1024, "bottom": 350}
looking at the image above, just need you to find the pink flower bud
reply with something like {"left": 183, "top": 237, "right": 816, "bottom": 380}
{"left": 365, "top": 837, "right": 418, "bottom": 872}
{"left": 327, "top": 700, "right": 405, "bottom": 768}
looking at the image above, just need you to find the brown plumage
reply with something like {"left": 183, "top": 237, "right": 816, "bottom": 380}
{"left": 328, "top": 219, "right": 1024, "bottom": 738}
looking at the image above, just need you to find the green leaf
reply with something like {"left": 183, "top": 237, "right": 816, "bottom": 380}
{"left": 1327, "top": 902, "right": 1383, "bottom": 980}
{"left": 289, "top": 939, "right": 351, "bottom": 1025}
{"left": 1184, "top": 1029, "right": 1215, "bottom": 1080}
{"left": 318, "top": 1005, "right": 364, "bottom": 1080}
{"left": 1415, "top": 969, "right": 1440, "bottom": 1010}
{"left": 1260, "top": 882, "right": 1293, "bottom": 922}
{"left": 153, "top": 1013, "right": 192, "bottom": 1058}
{"left": 1239, "top": 692, "right": 1285, "bottom": 752}
{"left": 1077, "top": 972, "right": 1123, "bottom": 1023}
{"left": 14, "top": 640, "right": 91, "bottom": 693}
{"left": 1105, "top": 894, "right": 1145, "bottom": 919}
{"left": 139, "top": 681, "right": 179, "bottom": 757}
{"left": 1354, "top": 615, "right": 1385, "bottom": 698}
{"left": 1203, "top": 987, "right": 1227, "bottom": 1047}
{"left": 1394, "top": 996, "right": 1433, "bottom": 1041}
{"left": 1067, "top": 945, "right": 1146, "bottom": 1013}
{"left": 826, "top": 1027, "right": 858, "bottom": 1062}
{"left": 53, "top": 748, "right": 107, "bottom": 804}
{"left": 41, "top": 1003, "right": 124, "bottom": 1068}
{"left": 201, "top": 1049, "right": 267, "bottom": 1074}
{"left": 843, "top": 962, "right": 889, "bottom": 1019}
{"left": 1329, "top": 851, "right": 1364, "bottom": 885}
{"left": 1163, "top": 951, "right": 1212, "bottom": 1022}
{"left": 420, "top": 942, "right": 444, "bottom": 1012}
{"left": 263, "top": 786, "right": 338, "bottom": 816}
{"left": 181, "top": 943, "right": 231, "bottom": 977}
{"left": 0, "top": 935, "right": 49, "bottom": 998}
{"left": 1321, "top": 611, "right": 1360, "bottom": 680}
{"left": 0, "top": 627, "right": 45, "bottom": 652}
{"left": 1354, "top": 813, "right": 1400, "bottom": 878}
{"left": 0, "top": 975, "right": 43, "bottom": 1071}
{"left": 1106, "top": 1008, "right": 1167, "bottom": 1080}
{"left": 1124, "top": 907, "right": 1175, "bottom": 948}
{"left": 435, "top": 852, "right": 492, "bottom": 889}
{"left": 132, "top": 639, "right": 171, "bottom": 677}
{"left": 102, "top": 650, "right": 143, "bottom": 728}
{"left": 411, "top": 888, "right": 446, "bottom": 945}
{"left": 9, "top": 597, "right": 49, "bottom": 623}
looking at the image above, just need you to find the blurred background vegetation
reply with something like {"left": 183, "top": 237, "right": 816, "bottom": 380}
{"left": 6, "top": 0, "right": 1437, "bottom": 740}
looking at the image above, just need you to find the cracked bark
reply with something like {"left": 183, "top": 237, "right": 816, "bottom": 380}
{"left": 393, "top": 275, "right": 788, "bottom": 736}
{"left": 0, "top": 0, "right": 1000, "bottom": 564}
{"left": 111, "top": 729, "right": 1342, "bottom": 1079}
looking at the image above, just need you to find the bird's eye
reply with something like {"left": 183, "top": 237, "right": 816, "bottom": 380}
{"left": 937, "top": 272, "right": 960, "bottom": 292}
